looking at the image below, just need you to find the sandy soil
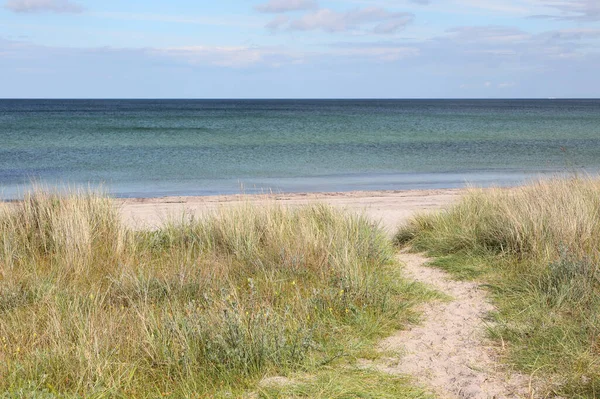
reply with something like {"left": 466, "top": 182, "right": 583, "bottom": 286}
{"left": 117, "top": 188, "right": 461, "bottom": 233}
{"left": 365, "top": 253, "right": 534, "bottom": 399}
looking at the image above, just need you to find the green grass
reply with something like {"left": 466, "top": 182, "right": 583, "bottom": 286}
{"left": 426, "top": 255, "right": 489, "bottom": 281}
{"left": 0, "top": 189, "right": 435, "bottom": 398}
{"left": 396, "top": 177, "right": 600, "bottom": 398}
{"left": 257, "top": 368, "right": 432, "bottom": 398}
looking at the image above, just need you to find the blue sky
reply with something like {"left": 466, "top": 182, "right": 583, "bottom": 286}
{"left": 1, "top": 0, "right": 599, "bottom": 98}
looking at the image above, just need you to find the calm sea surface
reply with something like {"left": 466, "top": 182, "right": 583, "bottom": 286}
{"left": 1, "top": 99, "right": 599, "bottom": 199}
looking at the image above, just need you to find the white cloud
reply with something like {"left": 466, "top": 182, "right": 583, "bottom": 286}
{"left": 153, "top": 45, "right": 303, "bottom": 68}
{"left": 270, "top": 7, "right": 413, "bottom": 34}
{"left": 4, "top": 0, "right": 83, "bottom": 13}
{"left": 90, "top": 11, "right": 262, "bottom": 28}
{"left": 444, "top": 26, "right": 531, "bottom": 44}
{"left": 498, "top": 82, "right": 516, "bottom": 88}
{"left": 460, "top": 81, "right": 516, "bottom": 89}
{"left": 452, "top": 0, "right": 537, "bottom": 15}
{"left": 423, "top": 0, "right": 597, "bottom": 20}
{"left": 535, "top": 0, "right": 600, "bottom": 22}
{"left": 158, "top": 43, "right": 420, "bottom": 66}
{"left": 290, "top": 9, "right": 351, "bottom": 32}
{"left": 0, "top": 37, "right": 304, "bottom": 69}
{"left": 334, "top": 46, "right": 419, "bottom": 61}
{"left": 418, "top": 24, "right": 600, "bottom": 75}
{"left": 266, "top": 15, "right": 290, "bottom": 31}
{"left": 0, "top": 36, "right": 419, "bottom": 71}
{"left": 373, "top": 18, "right": 413, "bottom": 34}
{"left": 255, "top": 0, "right": 318, "bottom": 13}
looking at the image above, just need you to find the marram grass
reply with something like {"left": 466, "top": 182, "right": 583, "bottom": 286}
{"left": 0, "top": 189, "right": 431, "bottom": 398}
{"left": 396, "top": 177, "right": 600, "bottom": 397}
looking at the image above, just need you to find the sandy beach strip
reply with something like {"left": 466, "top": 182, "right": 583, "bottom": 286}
{"left": 118, "top": 188, "right": 462, "bottom": 233}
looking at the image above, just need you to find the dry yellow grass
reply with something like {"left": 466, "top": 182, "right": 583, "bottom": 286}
{"left": 0, "top": 189, "right": 431, "bottom": 398}
{"left": 399, "top": 177, "right": 600, "bottom": 262}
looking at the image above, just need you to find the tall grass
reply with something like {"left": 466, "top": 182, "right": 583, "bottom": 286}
{"left": 0, "top": 189, "right": 425, "bottom": 397}
{"left": 396, "top": 177, "right": 600, "bottom": 397}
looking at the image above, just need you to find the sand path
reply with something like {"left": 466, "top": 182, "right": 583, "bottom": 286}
{"left": 367, "top": 253, "right": 533, "bottom": 398}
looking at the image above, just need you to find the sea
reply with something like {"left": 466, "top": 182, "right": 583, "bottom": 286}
{"left": 1, "top": 99, "right": 599, "bottom": 199}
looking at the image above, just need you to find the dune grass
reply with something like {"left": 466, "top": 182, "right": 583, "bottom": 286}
{"left": 0, "top": 189, "right": 434, "bottom": 398}
{"left": 396, "top": 177, "right": 600, "bottom": 397}
{"left": 257, "top": 367, "right": 432, "bottom": 398}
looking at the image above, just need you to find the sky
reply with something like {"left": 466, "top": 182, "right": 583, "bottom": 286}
{"left": 0, "top": 0, "right": 599, "bottom": 98}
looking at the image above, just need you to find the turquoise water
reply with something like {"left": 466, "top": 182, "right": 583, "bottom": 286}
{"left": 1, "top": 99, "right": 599, "bottom": 198}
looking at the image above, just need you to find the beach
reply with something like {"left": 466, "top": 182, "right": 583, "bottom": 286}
{"left": 2, "top": 97, "right": 599, "bottom": 399}
{"left": 3, "top": 0, "right": 598, "bottom": 393}
{"left": 118, "top": 188, "right": 462, "bottom": 233}
{"left": 4, "top": 178, "right": 599, "bottom": 397}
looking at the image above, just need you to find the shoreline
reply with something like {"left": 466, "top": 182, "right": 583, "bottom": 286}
{"left": 119, "top": 187, "right": 462, "bottom": 203}
{"left": 1, "top": 169, "right": 576, "bottom": 202}
{"left": 118, "top": 188, "right": 464, "bottom": 233}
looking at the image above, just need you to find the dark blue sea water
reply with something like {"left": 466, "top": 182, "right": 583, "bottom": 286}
{"left": 1, "top": 99, "right": 599, "bottom": 199}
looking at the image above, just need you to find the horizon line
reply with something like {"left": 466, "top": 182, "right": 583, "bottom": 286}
{"left": 1, "top": 97, "right": 599, "bottom": 101}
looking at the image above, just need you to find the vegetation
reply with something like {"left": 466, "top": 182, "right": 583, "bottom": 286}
{"left": 0, "top": 189, "right": 434, "bottom": 398}
{"left": 396, "top": 177, "right": 600, "bottom": 398}
{"left": 257, "top": 367, "right": 432, "bottom": 398}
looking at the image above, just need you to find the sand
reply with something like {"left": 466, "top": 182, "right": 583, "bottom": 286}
{"left": 118, "top": 188, "right": 462, "bottom": 233}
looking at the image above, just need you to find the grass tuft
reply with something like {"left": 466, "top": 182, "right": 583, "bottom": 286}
{"left": 257, "top": 367, "right": 432, "bottom": 398}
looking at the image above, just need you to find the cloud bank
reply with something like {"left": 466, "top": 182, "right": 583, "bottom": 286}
{"left": 535, "top": 0, "right": 599, "bottom": 22}
{"left": 267, "top": 7, "right": 414, "bottom": 34}
{"left": 255, "top": 0, "right": 317, "bottom": 13}
{"left": 4, "top": 0, "right": 83, "bottom": 13}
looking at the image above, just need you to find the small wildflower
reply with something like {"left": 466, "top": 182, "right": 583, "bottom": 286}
{"left": 89, "top": 294, "right": 94, "bottom": 300}
{"left": 291, "top": 280, "right": 296, "bottom": 286}
{"left": 345, "top": 308, "right": 349, "bottom": 314}
{"left": 339, "top": 289, "right": 344, "bottom": 295}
